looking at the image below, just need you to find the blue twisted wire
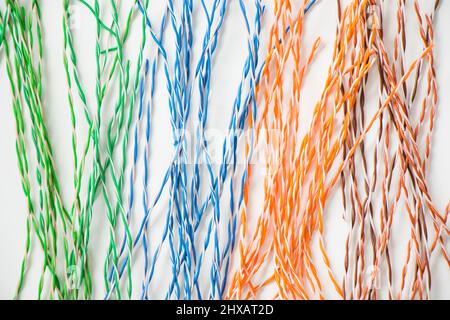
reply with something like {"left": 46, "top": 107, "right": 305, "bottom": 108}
{"left": 111, "top": 0, "right": 319, "bottom": 300}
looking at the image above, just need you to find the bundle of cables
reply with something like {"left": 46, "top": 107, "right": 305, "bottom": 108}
{"left": 0, "top": 0, "right": 448, "bottom": 300}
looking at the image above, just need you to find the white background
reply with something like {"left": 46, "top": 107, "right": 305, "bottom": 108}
{"left": 0, "top": 0, "right": 449, "bottom": 299}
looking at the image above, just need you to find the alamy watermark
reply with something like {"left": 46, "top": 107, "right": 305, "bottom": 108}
{"left": 366, "top": 5, "right": 382, "bottom": 30}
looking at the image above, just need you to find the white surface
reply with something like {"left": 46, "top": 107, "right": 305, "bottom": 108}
{"left": 0, "top": 0, "right": 449, "bottom": 299}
